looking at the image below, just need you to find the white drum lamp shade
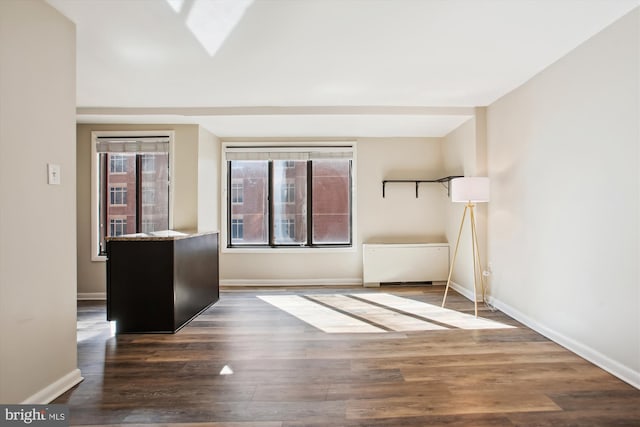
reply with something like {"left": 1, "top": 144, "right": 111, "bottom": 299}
{"left": 450, "top": 177, "right": 490, "bottom": 203}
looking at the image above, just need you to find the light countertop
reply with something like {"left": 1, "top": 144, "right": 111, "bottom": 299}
{"left": 106, "top": 230, "right": 218, "bottom": 241}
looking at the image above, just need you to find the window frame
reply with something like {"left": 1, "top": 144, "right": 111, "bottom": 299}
{"left": 221, "top": 142, "right": 357, "bottom": 252}
{"left": 91, "top": 131, "right": 174, "bottom": 261}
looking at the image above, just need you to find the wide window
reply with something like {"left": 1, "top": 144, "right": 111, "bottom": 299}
{"left": 93, "top": 134, "right": 171, "bottom": 257}
{"left": 226, "top": 145, "right": 353, "bottom": 248}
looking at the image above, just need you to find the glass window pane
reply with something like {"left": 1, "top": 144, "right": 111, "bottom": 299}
{"left": 104, "top": 153, "right": 136, "bottom": 245}
{"left": 98, "top": 152, "right": 170, "bottom": 255}
{"left": 140, "top": 153, "right": 169, "bottom": 233}
{"left": 312, "top": 160, "right": 351, "bottom": 244}
{"left": 230, "top": 161, "right": 268, "bottom": 245}
{"left": 273, "top": 160, "right": 307, "bottom": 245}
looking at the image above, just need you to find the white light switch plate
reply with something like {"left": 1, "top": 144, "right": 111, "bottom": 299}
{"left": 48, "top": 163, "right": 61, "bottom": 185}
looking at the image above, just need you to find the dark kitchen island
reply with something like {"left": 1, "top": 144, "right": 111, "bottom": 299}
{"left": 106, "top": 230, "right": 219, "bottom": 334}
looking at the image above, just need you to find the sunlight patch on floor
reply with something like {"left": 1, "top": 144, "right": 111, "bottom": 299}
{"left": 354, "top": 293, "right": 516, "bottom": 330}
{"left": 307, "top": 294, "right": 448, "bottom": 331}
{"left": 258, "top": 293, "right": 514, "bottom": 333}
{"left": 258, "top": 295, "right": 385, "bottom": 333}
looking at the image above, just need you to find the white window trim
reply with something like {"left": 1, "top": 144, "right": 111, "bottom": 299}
{"left": 220, "top": 141, "right": 358, "bottom": 253}
{"left": 91, "top": 130, "right": 175, "bottom": 262}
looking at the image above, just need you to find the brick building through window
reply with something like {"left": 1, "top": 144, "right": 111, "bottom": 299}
{"left": 226, "top": 145, "right": 353, "bottom": 248}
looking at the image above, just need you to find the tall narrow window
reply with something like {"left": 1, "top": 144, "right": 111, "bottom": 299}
{"left": 312, "top": 160, "right": 351, "bottom": 244}
{"left": 94, "top": 134, "right": 171, "bottom": 256}
{"left": 273, "top": 161, "right": 306, "bottom": 245}
{"left": 229, "top": 161, "right": 268, "bottom": 245}
{"left": 225, "top": 145, "right": 353, "bottom": 248}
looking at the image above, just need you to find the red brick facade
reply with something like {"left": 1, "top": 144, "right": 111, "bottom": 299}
{"left": 230, "top": 160, "right": 351, "bottom": 245}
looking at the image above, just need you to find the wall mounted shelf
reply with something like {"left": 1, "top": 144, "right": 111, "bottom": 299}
{"left": 382, "top": 176, "right": 463, "bottom": 198}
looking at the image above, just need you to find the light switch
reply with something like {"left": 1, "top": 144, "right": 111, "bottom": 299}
{"left": 48, "top": 163, "right": 61, "bottom": 185}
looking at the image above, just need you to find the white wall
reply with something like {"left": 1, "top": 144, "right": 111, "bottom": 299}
{"left": 0, "top": 0, "right": 81, "bottom": 403}
{"left": 486, "top": 8, "right": 639, "bottom": 387}
{"left": 197, "top": 127, "right": 220, "bottom": 232}
{"left": 441, "top": 111, "right": 489, "bottom": 299}
{"left": 76, "top": 124, "right": 214, "bottom": 295}
{"left": 172, "top": 125, "right": 200, "bottom": 230}
{"left": 442, "top": 119, "right": 477, "bottom": 294}
{"left": 220, "top": 137, "right": 449, "bottom": 284}
{"left": 359, "top": 138, "right": 448, "bottom": 245}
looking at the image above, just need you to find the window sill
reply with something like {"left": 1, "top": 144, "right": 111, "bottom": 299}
{"left": 222, "top": 245, "right": 355, "bottom": 254}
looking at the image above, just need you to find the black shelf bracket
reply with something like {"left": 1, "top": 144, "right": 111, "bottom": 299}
{"left": 382, "top": 175, "right": 463, "bottom": 198}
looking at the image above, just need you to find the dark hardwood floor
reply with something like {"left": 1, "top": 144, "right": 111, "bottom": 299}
{"left": 55, "top": 286, "right": 640, "bottom": 426}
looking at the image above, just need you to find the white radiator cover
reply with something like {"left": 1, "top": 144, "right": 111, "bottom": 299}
{"left": 362, "top": 243, "right": 450, "bottom": 287}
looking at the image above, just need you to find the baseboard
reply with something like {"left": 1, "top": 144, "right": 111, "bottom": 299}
{"left": 77, "top": 292, "right": 106, "bottom": 300}
{"left": 487, "top": 295, "right": 640, "bottom": 390}
{"left": 21, "top": 369, "right": 83, "bottom": 404}
{"left": 220, "top": 278, "right": 363, "bottom": 287}
{"left": 80, "top": 280, "right": 364, "bottom": 295}
{"left": 448, "top": 281, "right": 476, "bottom": 301}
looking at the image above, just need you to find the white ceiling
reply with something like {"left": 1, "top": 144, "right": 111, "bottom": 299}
{"left": 48, "top": 0, "right": 639, "bottom": 138}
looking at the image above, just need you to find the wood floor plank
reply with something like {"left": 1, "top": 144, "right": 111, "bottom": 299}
{"left": 345, "top": 390, "right": 561, "bottom": 419}
{"left": 55, "top": 286, "right": 640, "bottom": 426}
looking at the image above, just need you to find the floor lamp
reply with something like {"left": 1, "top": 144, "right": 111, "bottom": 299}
{"left": 442, "top": 177, "right": 490, "bottom": 317}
